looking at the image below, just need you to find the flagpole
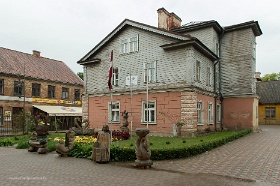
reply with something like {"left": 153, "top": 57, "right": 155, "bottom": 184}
{"left": 130, "top": 66, "right": 133, "bottom": 136}
{"left": 108, "top": 50, "right": 113, "bottom": 142}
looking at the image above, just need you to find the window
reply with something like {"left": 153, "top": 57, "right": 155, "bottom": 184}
{"left": 266, "top": 107, "right": 276, "bottom": 118}
{"left": 144, "top": 61, "right": 157, "bottom": 83}
{"left": 196, "top": 61, "right": 201, "bottom": 81}
{"left": 74, "top": 89, "right": 80, "bottom": 101}
{"left": 207, "top": 67, "right": 211, "bottom": 86}
{"left": 32, "top": 83, "right": 41, "bottom": 97}
{"left": 112, "top": 67, "right": 119, "bottom": 86}
{"left": 121, "top": 35, "right": 139, "bottom": 54}
{"left": 108, "top": 102, "right": 120, "bottom": 122}
{"left": 62, "top": 87, "right": 69, "bottom": 100}
{"left": 208, "top": 103, "right": 213, "bottom": 124}
{"left": 14, "top": 81, "right": 23, "bottom": 97}
{"left": 197, "top": 101, "right": 203, "bottom": 124}
{"left": 142, "top": 101, "right": 156, "bottom": 123}
{"left": 216, "top": 42, "right": 220, "bottom": 57}
{"left": 121, "top": 39, "right": 128, "bottom": 53}
{"left": 48, "top": 85, "right": 55, "bottom": 98}
{"left": 0, "top": 79, "right": 3, "bottom": 94}
{"left": 129, "top": 36, "right": 138, "bottom": 52}
{"left": 216, "top": 104, "right": 221, "bottom": 123}
{"left": 0, "top": 107, "right": 3, "bottom": 126}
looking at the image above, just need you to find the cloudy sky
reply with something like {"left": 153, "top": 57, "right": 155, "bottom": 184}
{"left": 1, "top": 0, "right": 278, "bottom": 76}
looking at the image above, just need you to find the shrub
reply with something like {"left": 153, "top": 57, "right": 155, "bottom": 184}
{"left": 0, "top": 139, "right": 14, "bottom": 146}
{"left": 16, "top": 141, "right": 29, "bottom": 149}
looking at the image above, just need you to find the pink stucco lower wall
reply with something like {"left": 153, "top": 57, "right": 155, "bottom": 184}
{"left": 87, "top": 91, "right": 219, "bottom": 135}
{"left": 88, "top": 92, "right": 182, "bottom": 134}
{"left": 223, "top": 97, "right": 257, "bottom": 130}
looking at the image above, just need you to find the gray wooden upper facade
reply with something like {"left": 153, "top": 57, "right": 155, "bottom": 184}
{"left": 78, "top": 19, "right": 262, "bottom": 98}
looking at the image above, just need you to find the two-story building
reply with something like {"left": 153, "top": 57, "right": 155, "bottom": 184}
{"left": 0, "top": 47, "right": 84, "bottom": 132}
{"left": 77, "top": 8, "right": 262, "bottom": 136}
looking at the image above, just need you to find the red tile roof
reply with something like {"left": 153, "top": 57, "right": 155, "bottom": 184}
{"left": 0, "top": 47, "right": 83, "bottom": 85}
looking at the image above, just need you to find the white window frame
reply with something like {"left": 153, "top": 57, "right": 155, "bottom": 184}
{"left": 112, "top": 67, "right": 119, "bottom": 86}
{"left": 129, "top": 35, "right": 138, "bottom": 52}
{"left": 144, "top": 61, "right": 157, "bottom": 83}
{"left": 207, "top": 66, "right": 211, "bottom": 86}
{"left": 208, "top": 102, "right": 213, "bottom": 124}
{"left": 121, "top": 39, "right": 128, "bottom": 54}
{"left": 121, "top": 35, "right": 139, "bottom": 54}
{"left": 197, "top": 101, "right": 203, "bottom": 125}
{"left": 196, "top": 61, "right": 201, "bottom": 81}
{"left": 108, "top": 102, "right": 120, "bottom": 123}
{"left": 216, "top": 104, "right": 221, "bottom": 123}
{"left": 142, "top": 101, "right": 156, "bottom": 124}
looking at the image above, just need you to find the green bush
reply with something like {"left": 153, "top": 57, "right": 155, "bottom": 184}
{"left": 47, "top": 140, "right": 57, "bottom": 152}
{"left": 68, "top": 143, "right": 92, "bottom": 159}
{"left": 0, "top": 139, "right": 14, "bottom": 146}
{"left": 16, "top": 141, "right": 29, "bottom": 149}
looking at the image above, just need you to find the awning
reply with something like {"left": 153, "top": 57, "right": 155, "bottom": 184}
{"left": 33, "top": 105, "right": 82, "bottom": 116}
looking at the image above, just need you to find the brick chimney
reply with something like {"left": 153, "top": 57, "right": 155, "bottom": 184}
{"left": 33, "top": 50, "right": 41, "bottom": 57}
{"left": 157, "top": 8, "right": 182, "bottom": 30}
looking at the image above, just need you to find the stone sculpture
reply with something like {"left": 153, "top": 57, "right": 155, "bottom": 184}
{"left": 120, "top": 110, "right": 129, "bottom": 132}
{"left": 135, "top": 128, "right": 153, "bottom": 168}
{"left": 28, "top": 113, "right": 49, "bottom": 154}
{"left": 55, "top": 130, "right": 75, "bottom": 157}
{"left": 72, "top": 117, "right": 94, "bottom": 135}
{"left": 92, "top": 125, "right": 111, "bottom": 163}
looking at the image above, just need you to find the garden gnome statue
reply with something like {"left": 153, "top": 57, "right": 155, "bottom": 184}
{"left": 92, "top": 125, "right": 111, "bottom": 163}
{"left": 135, "top": 128, "right": 153, "bottom": 168}
{"left": 55, "top": 130, "right": 75, "bottom": 157}
{"left": 120, "top": 110, "right": 129, "bottom": 132}
{"left": 28, "top": 113, "right": 49, "bottom": 154}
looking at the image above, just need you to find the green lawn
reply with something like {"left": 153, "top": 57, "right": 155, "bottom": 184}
{"left": 112, "top": 130, "right": 245, "bottom": 149}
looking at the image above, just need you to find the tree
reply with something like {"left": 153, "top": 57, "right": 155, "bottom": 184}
{"left": 77, "top": 72, "right": 84, "bottom": 80}
{"left": 261, "top": 72, "right": 280, "bottom": 81}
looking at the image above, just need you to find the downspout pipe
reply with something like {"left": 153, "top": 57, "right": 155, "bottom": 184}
{"left": 219, "top": 30, "right": 225, "bottom": 130}
{"left": 213, "top": 60, "right": 219, "bottom": 131}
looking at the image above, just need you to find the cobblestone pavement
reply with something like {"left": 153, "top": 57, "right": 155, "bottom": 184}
{"left": 152, "top": 125, "right": 280, "bottom": 186}
{"left": 0, "top": 125, "right": 278, "bottom": 186}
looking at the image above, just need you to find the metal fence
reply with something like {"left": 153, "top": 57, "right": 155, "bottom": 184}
{"left": 0, "top": 122, "right": 24, "bottom": 137}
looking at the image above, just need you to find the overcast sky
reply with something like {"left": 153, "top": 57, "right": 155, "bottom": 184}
{"left": 1, "top": 0, "right": 278, "bottom": 77}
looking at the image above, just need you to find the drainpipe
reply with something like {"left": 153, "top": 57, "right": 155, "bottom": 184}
{"left": 219, "top": 30, "right": 225, "bottom": 130}
{"left": 214, "top": 60, "right": 219, "bottom": 131}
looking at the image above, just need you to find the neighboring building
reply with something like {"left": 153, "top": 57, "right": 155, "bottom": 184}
{"left": 0, "top": 47, "right": 84, "bottom": 131}
{"left": 78, "top": 8, "right": 262, "bottom": 136}
{"left": 257, "top": 81, "right": 280, "bottom": 125}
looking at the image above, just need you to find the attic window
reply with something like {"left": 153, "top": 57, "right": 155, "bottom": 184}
{"left": 120, "top": 35, "right": 139, "bottom": 54}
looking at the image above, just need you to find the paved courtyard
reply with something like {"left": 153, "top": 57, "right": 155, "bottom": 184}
{"left": 0, "top": 125, "right": 279, "bottom": 185}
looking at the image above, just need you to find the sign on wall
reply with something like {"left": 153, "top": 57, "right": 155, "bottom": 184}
{"left": 4, "top": 111, "right": 11, "bottom": 121}
{"left": 126, "top": 76, "right": 138, "bottom": 86}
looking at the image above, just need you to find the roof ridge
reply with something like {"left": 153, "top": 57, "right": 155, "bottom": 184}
{"left": 0, "top": 47, "right": 64, "bottom": 63}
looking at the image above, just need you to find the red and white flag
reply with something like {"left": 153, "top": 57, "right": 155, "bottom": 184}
{"left": 108, "top": 50, "right": 113, "bottom": 90}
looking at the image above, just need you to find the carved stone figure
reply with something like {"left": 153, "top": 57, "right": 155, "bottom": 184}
{"left": 92, "top": 125, "right": 111, "bottom": 163}
{"left": 55, "top": 130, "right": 75, "bottom": 157}
{"left": 120, "top": 110, "right": 129, "bottom": 132}
{"left": 28, "top": 113, "right": 49, "bottom": 154}
{"left": 135, "top": 128, "right": 153, "bottom": 168}
{"left": 72, "top": 117, "right": 94, "bottom": 135}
